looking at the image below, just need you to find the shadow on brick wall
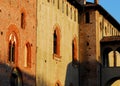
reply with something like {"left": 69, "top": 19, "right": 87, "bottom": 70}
{"left": 79, "top": 60, "right": 101, "bottom": 86}
{"left": 0, "top": 62, "right": 36, "bottom": 86}
{"left": 65, "top": 61, "right": 80, "bottom": 86}
{"left": 65, "top": 59, "right": 101, "bottom": 86}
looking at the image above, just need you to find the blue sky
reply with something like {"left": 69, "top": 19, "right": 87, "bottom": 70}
{"left": 86, "top": 0, "right": 120, "bottom": 23}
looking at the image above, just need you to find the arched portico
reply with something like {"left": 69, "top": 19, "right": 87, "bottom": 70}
{"left": 100, "top": 36, "right": 120, "bottom": 86}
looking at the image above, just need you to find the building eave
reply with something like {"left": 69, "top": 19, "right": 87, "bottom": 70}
{"left": 84, "top": 3, "right": 120, "bottom": 30}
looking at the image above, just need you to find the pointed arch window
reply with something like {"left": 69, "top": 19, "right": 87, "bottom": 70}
{"left": 9, "top": 34, "right": 17, "bottom": 63}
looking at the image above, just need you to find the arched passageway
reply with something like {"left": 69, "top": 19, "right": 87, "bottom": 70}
{"left": 100, "top": 38, "right": 120, "bottom": 86}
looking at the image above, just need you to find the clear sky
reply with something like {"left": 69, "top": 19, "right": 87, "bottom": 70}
{"left": 86, "top": 0, "right": 120, "bottom": 23}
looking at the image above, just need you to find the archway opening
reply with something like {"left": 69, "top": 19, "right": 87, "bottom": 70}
{"left": 111, "top": 79, "right": 120, "bottom": 86}
{"left": 103, "top": 47, "right": 120, "bottom": 67}
{"left": 103, "top": 47, "right": 113, "bottom": 67}
{"left": 106, "top": 77, "right": 120, "bottom": 86}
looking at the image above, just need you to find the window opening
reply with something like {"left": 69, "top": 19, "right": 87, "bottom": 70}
{"left": 9, "top": 34, "right": 16, "bottom": 63}
{"left": 54, "top": 30, "right": 57, "bottom": 54}
{"left": 72, "top": 38, "right": 77, "bottom": 62}
{"left": 85, "top": 12, "right": 90, "bottom": 23}
{"left": 21, "top": 13, "right": 25, "bottom": 29}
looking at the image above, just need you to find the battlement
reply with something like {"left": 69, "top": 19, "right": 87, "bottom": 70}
{"left": 44, "top": 0, "right": 78, "bottom": 22}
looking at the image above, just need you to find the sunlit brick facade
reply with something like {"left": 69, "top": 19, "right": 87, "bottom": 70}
{"left": 0, "top": 0, "right": 36, "bottom": 86}
{"left": 0, "top": 0, "right": 120, "bottom": 86}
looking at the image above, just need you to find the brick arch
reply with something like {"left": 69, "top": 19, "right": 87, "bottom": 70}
{"left": 6, "top": 24, "right": 20, "bottom": 66}
{"left": 106, "top": 77, "right": 120, "bottom": 86}
{"left": 55, "top": 80, "right": 62, "bottom": 86}
{"left": 53, "top": 24, "right": 61, "bottom": 37}
{"left": 53, "top": 24, "right": 61, "bottom": 56}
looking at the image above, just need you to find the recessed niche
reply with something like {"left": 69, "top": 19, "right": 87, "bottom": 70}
{"left": 1, "top": 32, "right": 3, "bottom": 35}
{"left": 86, "top": 42, "right": 89, "bottom": 46}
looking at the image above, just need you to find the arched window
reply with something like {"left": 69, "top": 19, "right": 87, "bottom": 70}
{"left": 108, "top": 51, "right": 120, "bottom": 67}
{"left": 10, "top": 68, "right": 23, "bottom": 86}
{"left": 9, "top": 34, "right": 17, "bottom": 63}
{"left": 55, "top": 80, "right": 61, "bottom": 86}
{"left": 25, "top": 42, "right": 31, "bottom": 67}
{"left": 53, "top": 28, "right": 60, "bottom": 57}
{"left": 72, "top": 37, "right": 78, "bottom": 62}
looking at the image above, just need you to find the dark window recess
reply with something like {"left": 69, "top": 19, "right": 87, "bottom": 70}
{"left": 58, "top": 0, "right": 59, "bottom": 9}
{"left": 85, "top": 12, "right": 90, "bottom": 23}
{"left": 47, "top": 0, "right": 50, "bottom": 2}
{"left": 86, "top": 42, "right": 89, "bottom": 46}
{"left": 54, "top": 30, "right": 57, "bottom": 54}
{"left": 9, "top": 41, "right": 15, "bottom": 63}
{"left": 21, "top": 13, "right": 25, "bottom": 28}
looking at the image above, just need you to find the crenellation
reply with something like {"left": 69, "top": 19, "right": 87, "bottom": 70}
{"left": 99, "top": 15, "right": 120, "bottom": 38}
{"left": 46, "top": 0, "right": 78, "bottom": 22}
